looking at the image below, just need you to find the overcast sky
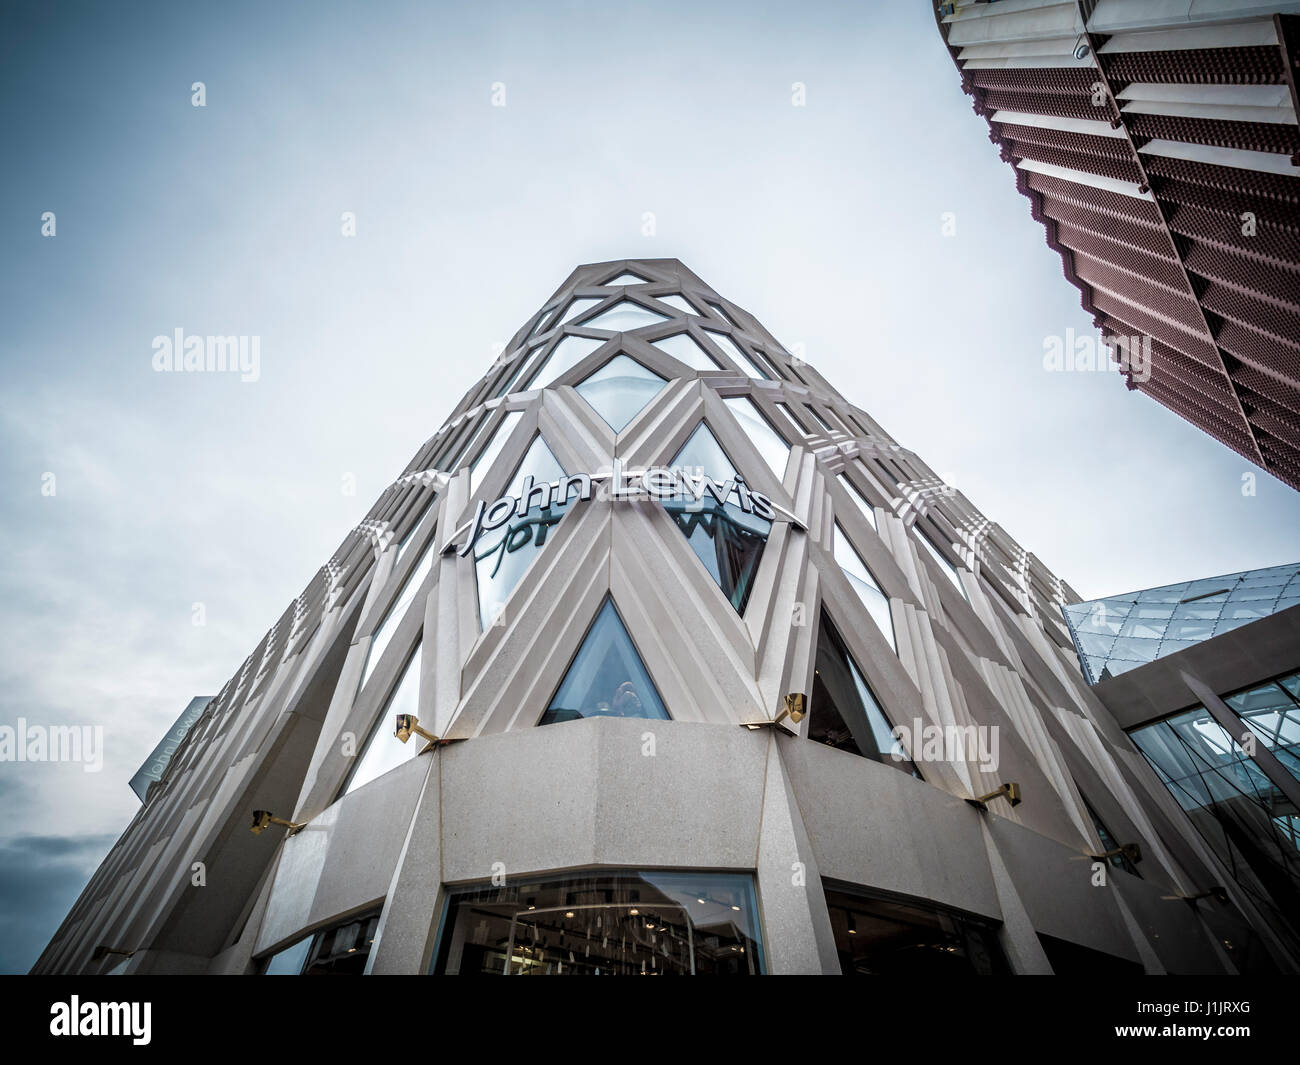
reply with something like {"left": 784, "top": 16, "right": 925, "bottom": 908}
{"left": 2, "top": 0, "right": 1297, "bottom": 973}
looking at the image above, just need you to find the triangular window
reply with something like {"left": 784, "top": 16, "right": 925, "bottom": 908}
{"left": 528, "top": 335, "right": 606, "bottom": 391}
{"left": 581, "top": 300, "right": 670, "bottom": 332}
{"left": 538, "top": 597, "right": 670, "bottom": 725}
{"left": 833, "top": 524, "right": 896, "bottom": 653}
{"left": 575, "top": 354, "right": 667, "bottom": 432}
{"left": 603, "top": 271, "right": 651, "bottom": 286}
{"left": 723, "top": 396, "right": 790, "bottom": 480}
{"left": 655, "top": 293, "right": 698, "bottom": 316}
{"left": 663, "top": 423, "right": 769, "bottom": 614}
{"left": 652, "top": 332, "right": 721, "bottom": 371}
{"left": 343, "top": 646, "right": 422, "bottom": 795}
{"left": 475, "top": 435, "right": 572, "bottom": 631}
{"left": 810, "top": 610, "right": 917, "bottom": 776}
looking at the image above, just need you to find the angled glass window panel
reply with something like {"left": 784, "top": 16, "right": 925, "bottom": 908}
{"left": 837, "top": 475, "right": 877, "bottom": 533}
{"left": 539, "top": 598, "right": 670, "bottom": 725}
{"left": 361, "top": 541, "right": 436, "bottom": 690}
{"left": 556, "top": 297, "right": 604, "bottom": 327}
{"left": 706, "top": 330, "right": 768, "bottom": 379}
{"left": 723, "top": 397, "right": 790, "bottom": 480}
{"left": 707, "top": 301, "right": 734, "bottom": 326}
{"left": 345, "top": 646, "right": 422, "bottom": 795}
{"left": 469, "top": 411, "right": 523, "bottom": 496}
{"left": 263, "top": 936, "right": 313, "bottom": 975}
{"left": 810, "top": 610, "right": 917, "bottom": 775}
{"left": 652, "top": 331, "right": 721, "bottom": 372}
{"left": 655, "top": 293, "right": 698, "bottom": 316}
{"left": 475, "top": 435, "right": 570, "bottom": 631}
{"left": 575, "top": 354, "right": 667, "bottom": 433}
{"left": 529, "top": 335, "right": 607, "bottom": 392}
{"left": 603, "top": 271, "right": 651, "bottom": 286}
{"left": 805, "top": 404, "right": 833, "bottom": 432}
{"left": 581, "top": 300, "right": 670, "bottom": 333}
{"left": 833, "top": 524, "right": 896, "bottom": 653}
{"left": 915, "top": 528, "right": 967, "bottom": 601}
{"left": 773, "top": 403, "right": 806, "bottom": 438}
{"left": 663, "top": 423, "right": 771, "bottom": 614}
{"left": 1076, "top": 630, "right": 1118, "bottom": 658}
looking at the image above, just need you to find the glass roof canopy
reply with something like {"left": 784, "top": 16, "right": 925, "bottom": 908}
{"left": 1062, "top": 563, "right": 1300, "bottom": 685}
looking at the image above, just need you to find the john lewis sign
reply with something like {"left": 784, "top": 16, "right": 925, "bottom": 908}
{"left": 448, "top": 458, "right": 803, "bottom": 557}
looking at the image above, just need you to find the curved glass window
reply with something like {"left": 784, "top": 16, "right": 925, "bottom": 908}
{"left": 538, "top": 597, "right": 670, "bottom": 725}
{"left": 555, "top": 297, "right": 603, "bottom": 327}
{"left": 575, "top": 355, "right": 666, "bottom": 433}
{"left": 810, "top": 609, "right": 916, "bottom": 774}
{"left": 261, "top": 911, "right": 381, "bottom": 975}
{"left": 663, "top": 422, "right": 770, "bottom": 614}
{"left": 528, "top": 334, "right": 606, "bottom": 391}
{"left": 475, "top": 435, "right": 571, "bottom": 631}
{"left": 833, "top": 524, "right": 896, "bottom": 653}
{"left": 723, "top": 397, "right": 789, "bottom": 480}
{"left": 652, "top": 331, "right": 721, "bottom": 371}
{"left": 344, "top": 645, "right": 422, "bottom": 795}
{"left": 433, "top": 870, "right": 763, "bottom": 976}
{"left": 581, "top": 300, "right": 670, "bottom": 332}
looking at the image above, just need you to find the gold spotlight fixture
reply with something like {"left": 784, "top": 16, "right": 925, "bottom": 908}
{"left": 249, "top": 810, "right": 305, "bottom": 836}
{"left": 741, "top": 692, "right": 806, "bottom": 734}
{"left": 966, "top": 782, "right": 1021, "bottom": 811}
{"left": 1092, "top": 843, "right": 1142, "bottom": 866}
{"left": 395, "top": 713, "right": 462, "bottom": 754}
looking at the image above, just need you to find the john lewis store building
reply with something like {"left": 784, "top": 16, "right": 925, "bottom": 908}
{"left": 34, "top": 259, "right": 1295, "bottom": 976}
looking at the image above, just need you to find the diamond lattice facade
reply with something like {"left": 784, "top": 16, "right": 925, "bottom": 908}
{"left": 33, "top": 258, "right": 1298, "bottom": 975}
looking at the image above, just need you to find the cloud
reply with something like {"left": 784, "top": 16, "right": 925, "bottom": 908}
{"left": 0, "top": 834, "right": 117, "bottom": 974}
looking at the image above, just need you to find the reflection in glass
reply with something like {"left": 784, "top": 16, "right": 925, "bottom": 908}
{"left": 833, "top": 524, "right": 896, "bottom": 653}
{"left": 663, "top": 423, "right": 770, "bottom": 614}
{"left": 824, "top": 885, "right": 1007, "bottom": 975}
{"left": 575, "top": 355, "right": 667, "bottom": 433}
{"left": 475, "top": 435, "right": 571, "bottom": 630}
{"left": 344, "top": 646, "right": 422, "bottom": 795}
{"left": 433, "top": 870, "right": 763, "bottom": 975}
{"left": 723, "top": 396, "right": 789, "bottom": 480}
{"left": 538, "top": 597, "right": 670, "bottom": 726}
{"left": 581, "top": 300, "right": 670, "bottom": 333}
{"left": 529, "top": 335, "right": 607, "bottom": 391}
{"left": 810, "top": 610, "right": 916, "bottom": 775}
{"left": 262, "top": 912, "right": 381, "bottom": 975}
{"left": 652, "top": 331, "right": 721, "bottom": 371}
{"left": 1130, "top": 709, "right": 1300, "bottom": 948}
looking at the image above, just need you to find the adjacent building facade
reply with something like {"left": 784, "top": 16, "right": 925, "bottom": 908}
{"left": 33, "top": 258, "right": 1298, "bottom": 975}
{"left": 936, "top": 0, "right": 1300, "bottom": 489}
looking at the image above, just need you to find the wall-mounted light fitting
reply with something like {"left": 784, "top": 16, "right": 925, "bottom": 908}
{"left": 1162, "top": 886, "right": 1229, "bottom": 905}
{"left": 395, "top": 713, "right": 462, "bottom": 754}
{"left": 966, "top": 782, "right": 1021, "bottom": 810}
{"left": 741, "top": 692, "right": 806, "bottom": 734}
{"left": 1092, "top": 843, "right": 1142, "bottom": 865}
{"left": 249, "top": 810, "right": 305, "bottom": 836}
{"left": 91, "top": 945, "right": 136, "bottom": 962}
